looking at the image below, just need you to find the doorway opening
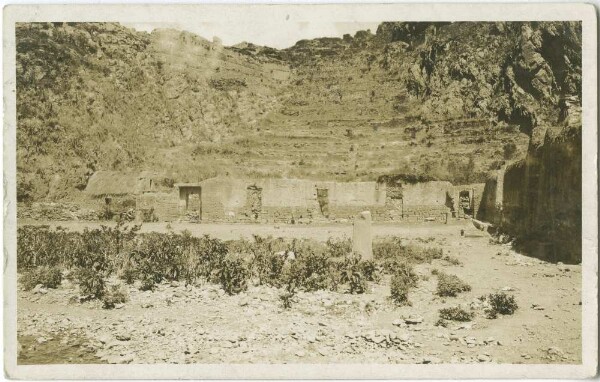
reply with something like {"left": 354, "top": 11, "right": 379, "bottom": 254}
{"left": 179, "top": 186, "right": 202, "bottom": 219}
{"left": 459, "top": 190, "right": 472, "bottom": 216}
{"left": 316, "top": 188, "right": 329, "bottom": 217}
{"left": 247, "top": 185, "right": 263, "bottom": 220}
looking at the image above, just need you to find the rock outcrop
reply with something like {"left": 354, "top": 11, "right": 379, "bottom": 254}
{"left": 16, "top": 21, "right": 580, "bottom": 219}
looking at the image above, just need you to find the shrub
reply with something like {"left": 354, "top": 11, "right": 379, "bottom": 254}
{"left": 339, "top": 255, "right": 367, "bottom": 294}
{"left": 214, "top": 255, "right": 250, "bottom": 295}
{"left": 436, "top": 272, "right": 472, "bottom": 297}
{"left": 374, "top": 237, "right": 443, "bottom": 273}
{"left": 487, "top": 292, "right": 518, "bottom": 315}
{"left": 360, "top": 259, "right": 381, "bottom": 282}
{"left": 484, "top": 308, "right": 498, "bottom": 319}
{"left": 442, "top": 255, "right": 462, "bottom": 266}
{"left": 390, "top": 275, "right": 411, "bottom": 306}
{"left": 394, "top": 262, "right": 419, "bottom": 287}
{"left": 17, "top": 226, "right": 79, "bottom": 270}
{"left": 390, "top": 263, "right": 418, "bottom": 306}
{"left": 247, "top": 235, "right": 287, "bottom": 287}
{"left": 21, "top": 266, "right": 62, "bottom": 290}
{"left": 439, "top": 306, "right": 474, "bottom": 321}
{"left": 283, "top": 250, "right": 331, "bottom": 292}
{"left": 279, "top": 289, "right": 296, "bottom": 309}
{"left": 190, "top": 235, "right": 229, "bottom": 283}
{"left": 325, "top": 237, "right": 352, "bottom": 258}
{"left": 73, "top": 267, "right": 106, "bottom": 298}
{"left": 102, "top": 283, "right": 129, "bottom": 309}
{"left": 117, "top": 262, "right": 138, "bottom": 285}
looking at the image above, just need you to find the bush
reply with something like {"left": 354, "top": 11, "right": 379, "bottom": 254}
{"left": 17, "top": 226, "right": 80, "bottom": 270}
{"left": 102, "top": 283, "right": 129, "bottom": 309}
{"left": 282, "top": 250, "right": 332, "bottom": 292}
{"left": 246, "top": 235, "right": 287, "bottom": 287}
{"left": 279, "top": 288, "right": 296, "bottom": 309}
{"left": 394, "top": 262, "right": 419, "bottom": 287}
{"left": 439, "top": 306, "right": 474, "bottom": 321}
{"left": 436, "top": 272, "right": 471, "bottom": 297}
{"left": 214, "top": 255, "right": 250, "bottom": 295}
{"left": 325, "top": 237, "right": 352, "bottom": 258}
{"left": 390, "top": 263, "right": 418, "bottom": 306}
{"left": 117, "top": 262, "right": 138, "bottom": 285}
{"left": 73, "top": 267, "right": 106, "bottom": 298}
{"left": 360, "top": 259, "right": 381, "bottom": 282}
{"left": 487, "top": 292, "right": 518, "bottom": 316}
{"left": 390, "top": 276, "right": 411, "bottom": 306}
{"left": 21, "top": 266, "right": 62, "bottom": 290}
{"left": 374, "top": 237, "right": 443, "bottom": 273}
{"left": 442, "top": 255, "right": 462, "bottom": 265}
{"left": 339, "top": 255, "right": 367, "bottom": 294}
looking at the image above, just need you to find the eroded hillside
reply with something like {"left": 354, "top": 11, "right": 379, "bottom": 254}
{"left": 16, "top": 21, "right": 581, "bottom": 202}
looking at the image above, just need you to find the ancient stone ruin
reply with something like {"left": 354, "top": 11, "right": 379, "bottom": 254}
{"left": 83, "top": 175, "right": 486, "bottom": 224}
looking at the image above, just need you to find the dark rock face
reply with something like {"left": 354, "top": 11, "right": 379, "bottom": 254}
{"left": 380, "top": 21, "right": 582, "bottom": 263}
{"left": 509, "top": 123, "right": 581, "bottom": 264}
{"left": 479, "top": 117, "right": 582, "bottom": 264}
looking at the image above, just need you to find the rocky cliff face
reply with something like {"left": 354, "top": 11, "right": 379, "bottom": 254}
{"left": 16, "top": 22, "right": 580, "bottom": 207}
{"left": 375, "top": 21, "right": 583, "bottom": 263}
{"left": 479, "top": 115, "right": 581, "bottom": 264}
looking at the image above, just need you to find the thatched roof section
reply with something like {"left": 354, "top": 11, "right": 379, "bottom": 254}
{"left": 85, "top": 171, "right": 140, "bottom": 196}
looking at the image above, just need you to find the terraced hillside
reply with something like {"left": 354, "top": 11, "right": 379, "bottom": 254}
{"left": 16, "top": 21, "right": 580, "bottom": 202}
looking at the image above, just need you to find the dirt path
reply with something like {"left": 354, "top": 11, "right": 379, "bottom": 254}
{"left": 19, "top": 220, "right": 473, "bottom": 241}
{"left": 17, "top": 222, "right": 581, "bottom": 364}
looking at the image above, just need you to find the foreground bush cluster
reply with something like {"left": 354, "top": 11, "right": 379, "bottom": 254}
{"left": 18, "top": 224, "right": 444, "bottom": 305}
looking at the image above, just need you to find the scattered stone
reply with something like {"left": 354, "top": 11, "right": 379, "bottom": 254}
{"left": 456, "top": 323, "right": 473, "bottom": 330}
{"left": 116, "top": 333, "right": 131, "bottom": 341}
{"left": 208, "top": 347, "right": 219, "bottom": 355}
{"left": 404, "top": 316, "right": 424, "bottom": 325}
{"left": 32, "top": 284, "right": 48, "bottom": 295}
{"left": 295, "top": 350, "right": 306, "bottom": 357}
{"left": 421, "top": 356, "right": 442, "bottom": 364}
{"left": 477, "top": 354, "right": 491, "bottom": 362}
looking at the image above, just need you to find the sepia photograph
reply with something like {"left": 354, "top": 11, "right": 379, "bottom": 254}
{"left": 3, "top": 3, "right": 597, "bottom": 379}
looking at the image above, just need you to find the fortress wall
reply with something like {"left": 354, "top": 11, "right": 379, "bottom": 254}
{"left": 200, "top": 177, "right": 248, "bottom": 221}
{"left": 318, "top": 181, "right": 385, "bottom": 206}
{"left": 140, "top": 177, "right": 472, "bottom": 224}
{"left": 136, "top": 192, "right": 179, "bottom": 221}
{"left": 258, "top": 179, "right": 319, "bottom": 208}
{"left": 401, "top": 181, "right": 452, "bottom": 207}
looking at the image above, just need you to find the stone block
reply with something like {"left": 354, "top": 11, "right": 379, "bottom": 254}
{"left": 352, "top": 211, "right": 373, "bottom": 261}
